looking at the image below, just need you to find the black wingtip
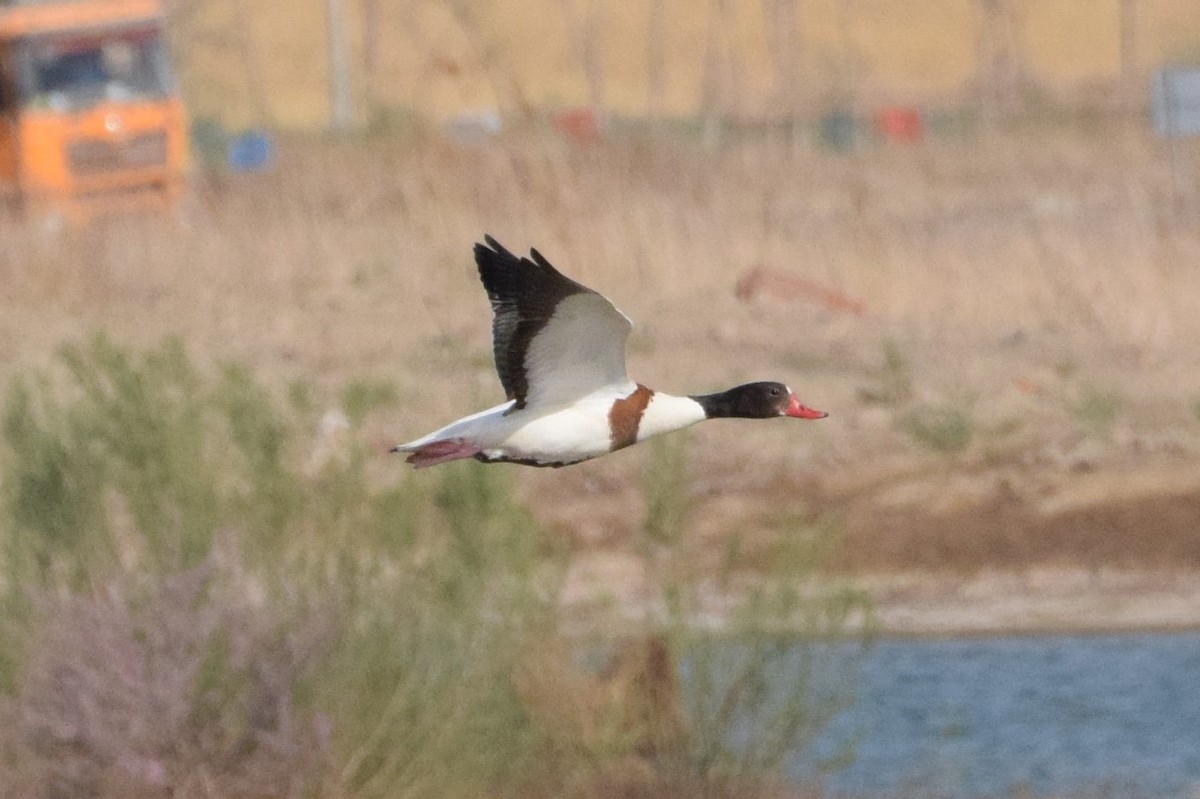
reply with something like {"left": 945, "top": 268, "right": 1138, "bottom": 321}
{"left": 478, "top": 236, "right": 551, "bottom": 271}
{"left": 480, "top": 234, "right": 512, "bottom": 257}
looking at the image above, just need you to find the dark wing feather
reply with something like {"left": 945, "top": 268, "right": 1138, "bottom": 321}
{"left": 474, "top": 235, "right": 594, "bottom": 408}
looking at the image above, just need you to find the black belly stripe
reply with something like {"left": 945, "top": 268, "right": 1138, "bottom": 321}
{"left": 608, "top": 385, "right": 654, "bottom": 451}
{"left": 474, "top": 453, "right": 580, "bottom": 468}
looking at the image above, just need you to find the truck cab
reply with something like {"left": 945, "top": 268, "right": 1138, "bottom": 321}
{"left": 0, "top": 0, "right": 187, "bottom": 215}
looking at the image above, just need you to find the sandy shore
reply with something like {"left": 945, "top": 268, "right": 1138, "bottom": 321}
{"left": 856, "top": 567, "right": 1200, "bottom": 637}
{"left": 546, "top": 446, "right": 1200, "bottom": 638}
{"left": 560, "top": 556, "right": 1200, "bottom": 637}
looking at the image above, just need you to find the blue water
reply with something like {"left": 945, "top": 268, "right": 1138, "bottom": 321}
{"left": 801, "top": 632, "right": 1200, "bottom": 798}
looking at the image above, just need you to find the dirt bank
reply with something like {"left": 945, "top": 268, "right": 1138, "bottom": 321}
{"left": 547, "top": 448, "right": 1200, "bottom": 636}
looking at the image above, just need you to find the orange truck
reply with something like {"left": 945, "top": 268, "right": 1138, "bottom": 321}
{"left": 0, "top": 0, "right": 187, "bottom": 215}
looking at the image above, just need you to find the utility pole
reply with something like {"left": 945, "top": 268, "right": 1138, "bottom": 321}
{"left": 647, "top": 0, "right": 665, "bottom": 120}
{"left": 1119, "top": 0, "right": 1138, "bottom": 109}
{"left": 326, "top": 0, "right": 353, "bottom": 129}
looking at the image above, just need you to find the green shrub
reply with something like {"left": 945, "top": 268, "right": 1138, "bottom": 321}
{"left": 636, "top": 437, "right": 871, "bottom": 790}
{"left": 12, "top": 559, "right": 331, "bottom": 798}
{"left": 642, "top": 431, "right": 693, "bottom": 549}
{"left": 342, "top": 378, "right": 400, "bottom": 425}
{"left": 858, "top": 338, "right": 913, "bottom": 405}
{"left": 1, "top": 336, "right": 278, "bottom": 581}
{"left": 1073, "top": 387, "right": 1120, "bottom": 438}
{"left": 0, "top": 336, "right": 552, "bottom": 799}
{"left": 0, "top": 335, "right": 868, "bottom": 798}
{"left": 900, "top": 404, "right": 974, "bottom": 453}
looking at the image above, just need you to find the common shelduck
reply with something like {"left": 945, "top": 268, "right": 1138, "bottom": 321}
{"left": 392, "top": 236, "right": 827, "bottom": 468}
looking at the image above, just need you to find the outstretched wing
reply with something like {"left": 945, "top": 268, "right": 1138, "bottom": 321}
{"left": 475, "top": 235, "right": 634, "bottom": 410}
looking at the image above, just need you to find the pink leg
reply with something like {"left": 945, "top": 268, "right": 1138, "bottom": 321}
{"left": 406, "top": 438, "right": 483, "bottom": 468}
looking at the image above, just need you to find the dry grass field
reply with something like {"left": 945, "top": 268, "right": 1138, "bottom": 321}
{"left": 5, "top": 120, "right": 1200, "bottom": 633}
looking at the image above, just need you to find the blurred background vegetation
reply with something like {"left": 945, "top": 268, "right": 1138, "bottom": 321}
{"left": 0, "top": 337, "right": 869, "bottom": 797}
{"left": 169, "top": 0, "right": 1200, "bottom": 129}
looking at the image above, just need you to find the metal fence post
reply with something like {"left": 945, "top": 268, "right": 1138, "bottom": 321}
{"left": 326, "top": 0, "right": 353, "bottom": 129}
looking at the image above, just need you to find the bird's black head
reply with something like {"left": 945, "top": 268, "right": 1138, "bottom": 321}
{"left": 691, "top": 381, "right": 828, "bottom": 420}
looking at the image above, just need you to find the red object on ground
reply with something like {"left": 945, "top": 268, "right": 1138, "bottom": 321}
{"left": 876, "top": 107, "right": 924, "bottom": 142}
{"left": 735, "top": 266, "right": 868, "bottom": 316}
{"left": 550, "top": 108, "right": 604, "bottom": 145}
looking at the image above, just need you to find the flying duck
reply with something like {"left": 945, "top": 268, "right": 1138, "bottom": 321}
{"left": 393, "top": 236, "right": 827, "bottom": 468}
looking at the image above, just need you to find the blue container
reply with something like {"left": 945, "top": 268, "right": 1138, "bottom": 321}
{"left": 227, "top": 130, "right": 274, "bottom": 173}
{"left": 818, "top": 111, "right": 856, "bottom": 152}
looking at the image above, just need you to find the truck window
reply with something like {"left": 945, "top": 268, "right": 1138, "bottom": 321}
{"left": 0, "top": 51, "right": 13, "bottom": 112}
{"left": 22, "top": 28, "right": 170, "bottom": 112}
